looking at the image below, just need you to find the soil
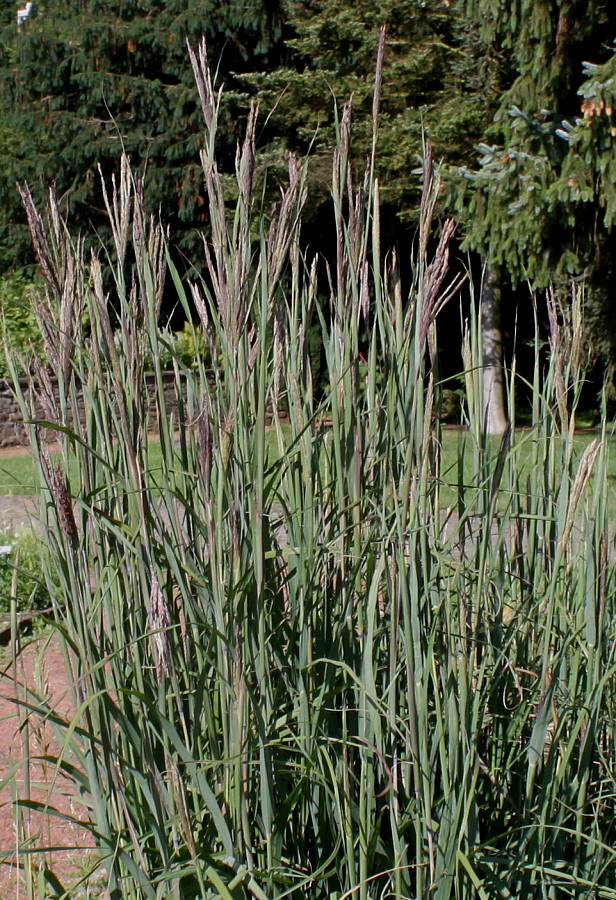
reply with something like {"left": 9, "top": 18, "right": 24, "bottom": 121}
{"left": 0, "top": 458, "right": 102, "bottom": 897}
{"left": 0, "top": 495, "right": 38, "bottom": 534}
{"left": 0, "top": 636, "right": 98, "bottom": 898}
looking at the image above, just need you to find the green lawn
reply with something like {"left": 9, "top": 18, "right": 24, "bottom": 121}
{"left": 0, "top": 453, "right": 42, "bottom": 495}
{"left": 1, "top": 427, "right": 613, "bottom": 517}
{"left": 0, "top": 441, "right": 168, "bottom": 495}
{"left": 438, "top": 427, "right": 616, "bottom": 513}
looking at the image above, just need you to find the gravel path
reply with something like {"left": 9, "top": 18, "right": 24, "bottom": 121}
{"left": 0, "top": 495, "right": 39, "bottom": 533}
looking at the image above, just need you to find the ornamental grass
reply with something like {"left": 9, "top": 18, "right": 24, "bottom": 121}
{"left": 4, "top": 37, "right": 616, "bottom": 900}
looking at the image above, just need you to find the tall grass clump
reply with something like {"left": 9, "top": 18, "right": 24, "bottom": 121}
{"left": 5, "top": 35, "right": 616, "bottom": 899}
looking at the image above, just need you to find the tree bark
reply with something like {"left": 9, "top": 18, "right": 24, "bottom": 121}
{"left": 481, "top": 263, "right": 508, "bottom": 435}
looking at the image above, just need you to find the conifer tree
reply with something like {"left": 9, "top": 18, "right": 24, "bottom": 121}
{"left": 557, "top": 46, "right": 616, "bottom": 369}
{"left": 0, "top": 0, "right": 283, "bottom": 270}
{"left": 450, "top": 0, "right": 616, "bottom": 421}
{"left": 243, "top": 0, "right": 492, "bottom": 220}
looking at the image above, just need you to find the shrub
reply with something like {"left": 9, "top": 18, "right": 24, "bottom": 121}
{"left": 0, "top": 530, "right": 47, "bottom": 620}
{"left": 140, "top": 321, "right": 209, "bottom": 371}
{"left": 0, "top": 273, "right": 46, "bottom": 377}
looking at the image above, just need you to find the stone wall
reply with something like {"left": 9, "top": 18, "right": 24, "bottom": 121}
{"left": 0, "top": 371, "right": 286, "bottom": 448}
{"left": 0, "top": 372, "right": 194, "bottom": 448}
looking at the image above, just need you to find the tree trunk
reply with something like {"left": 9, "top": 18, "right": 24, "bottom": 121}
{"left": 481, "top": 263, "right": 508, "bottom": 435}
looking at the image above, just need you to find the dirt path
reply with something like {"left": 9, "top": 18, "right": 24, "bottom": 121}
{"left": 0, "top": 637, "right": 97, "bottom": 897}
{"left": 0, "top": 496, "right": 38, "bottom": 534}
{"left": 0, "top": 477, "right": 105, "bottom": 896}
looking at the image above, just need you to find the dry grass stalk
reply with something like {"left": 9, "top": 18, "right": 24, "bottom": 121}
{"left": 187, "top": 38, "right": 218, "bottom": 133}
{"left": 17, "top": 184, "right": 63, "bottom": 300}
{"left": 272, "top": 294, "right": 287, "bottom": 411}
{"left": 191, "top": 41, "right": 262, "bottom": 356}
{"left": 132, "top": 174, "right": 167, "bottom": 317}
{"left": 559, "top": 437, "right": 601, "bottom": 557}
{"left": 546, "top": 287, "right": 569, "bottom": 431}
{"left": 419, "top": 217, "right": 459, "bottom": 349}
{"left": 50, "top": 464, "right": 77, "bottom": 541}
{"left": 30, "top": 356, "right": 59, "bottom": 427}
{"left": 415, "top": 146, "right": 465, "bottom": 353}
{"left": 18, "top": 186, "right": 84, "bottom": 389}
{"left": 147, "top": 567, "right": 172, "bottom": 683}
{"left": 333, "top": 99, "right": 354, "bottom": 306}
{"left": 371, "top": 26, "right": 386, "bottom": 148}
{"left": 197, "top": 393, "right": 214, "bottom": 491}
{"left": 546, "top": 286, "right": 585, "bottom": 434}
{"left": 267, "top": 153, "right": 306, "bottom": 294}
{"left": 99, "top": 154, "right": 132, "bottom": 269}
{"left": 419, "top": 142, "right": 436, "bottom": 262}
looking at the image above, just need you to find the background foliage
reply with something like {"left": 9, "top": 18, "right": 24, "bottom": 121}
{"left": 0, "top": 272, "right": 44, "bottom": 376}
{"left": 449, "top": 0, "right": 616, "bottom": 373}
{"left": 0, "top": 1, "right": 616, "bottom": 380}
{"left": 0, "top": 0, "right": 284, "bottom": 268}
{"left": 241, "top": 0, "right": 493, "bottom": 219}
{"left": 0, "top": 530, "right": 47, "bottom": 621}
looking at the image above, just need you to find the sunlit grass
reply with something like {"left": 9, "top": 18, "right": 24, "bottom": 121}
{"left": 1, "top": 427, "right": 614, "bottom": 520}
{"left": 439, "top": 425, "right": 616, "bottom": 514}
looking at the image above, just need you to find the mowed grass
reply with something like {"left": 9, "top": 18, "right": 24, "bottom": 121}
{"left": 1, "top": 426, "right": 614, "bottom": 516}
{"left": 439, "top": 425, "right": 616, "bottom": 514}
{"left": 0, "top": 452, "right": 45, "bottom": 494}
{"left": 0, "top": 450, "right": 76, "bottom": 495}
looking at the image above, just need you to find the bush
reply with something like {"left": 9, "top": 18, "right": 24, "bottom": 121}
{"left": 440, "top": 386, "right": 463, "bottom": 422}
{"left": 172, "top": 321, "right": 209, "bottom": 368}
{"left": 0, "top": 530, "right": 47, "bottom": 620}
{"left": 141, "top": 321, "right": 209, "bottom": 371}
{"left": 0, "top": 273, "right": 46, "bottom": 377}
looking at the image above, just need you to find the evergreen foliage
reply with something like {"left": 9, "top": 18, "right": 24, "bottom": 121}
{"left": 560, "top": 49, "right": 616, "bottom": 230}
{"left": 2, "top": 0, "right": 616, "bottom": 375}
{"left": 242, "top": 0, "right": 492, "bottom": 220}
{"left": 558, "top": 46, "right": 616, "bottom": 367}
{"left": 449, "top": 0, "right": 616, "bottom": 369}
{"left": 0, "top": 0, "right": 284, "bottom": 270}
